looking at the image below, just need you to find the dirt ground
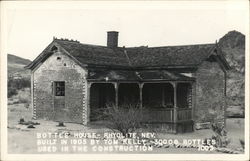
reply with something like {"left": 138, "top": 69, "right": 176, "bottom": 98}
{"left": 7, "top": 103, "right": 245, "bottom": 154}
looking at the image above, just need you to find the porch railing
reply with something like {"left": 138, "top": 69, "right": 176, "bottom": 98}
{"left": 142, "top": 108, "right": 192, "bottom": 123}
{"left": 142, "top": 108, "right": 173, "bottom": 122}
{"left": 177, "top": 108, "right": 192, "bottom": 122}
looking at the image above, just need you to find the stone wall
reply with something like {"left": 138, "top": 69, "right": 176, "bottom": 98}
{"left": 32, "top": 49, "right": 87, "bottom": 124}
{"left": 195, "top": 61, "right": 226, "bottom": 123}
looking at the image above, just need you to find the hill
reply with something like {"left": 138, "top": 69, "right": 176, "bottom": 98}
{"left": 8, "top": 54, "right": 31, "bottom": 78}
{"left": 218, "top": 30, "right": 245, "bottom": 116}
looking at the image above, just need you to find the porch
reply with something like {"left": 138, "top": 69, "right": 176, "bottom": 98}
{"left": 87, "top": 70, "right": 195, "bottom": 133}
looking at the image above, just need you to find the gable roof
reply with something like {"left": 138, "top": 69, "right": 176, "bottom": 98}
{"left": 26, "top": 38, "right": 230, "bottom": 70}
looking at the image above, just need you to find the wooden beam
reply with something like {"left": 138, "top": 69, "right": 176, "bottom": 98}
{"left": 86, "top": 64, "right": 198, "bottom": 71}
{"left": 162, "top": 84, "right": 165, "bottom": 107}
{"left": 87, "top": 80, "right": 195, "bottom": 84}
{"left": 139, "top": 83, "right": 144, "bottom": 109}
{"left": 173, "top": 82, "right": 177, "bottom": 108}
{"left": 114, "top": 83, "right": 119, "bottom": 108}
{"left": 173, "top": 82, "right": 178, "bottom": 133}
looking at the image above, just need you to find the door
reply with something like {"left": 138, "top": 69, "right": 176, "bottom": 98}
{"left": 53, "top": 81, "right": 67, "bottom": 122}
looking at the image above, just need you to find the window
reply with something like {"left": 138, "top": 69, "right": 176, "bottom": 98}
{"left": 55, "top": 82, "right": 65, "bottom": 96}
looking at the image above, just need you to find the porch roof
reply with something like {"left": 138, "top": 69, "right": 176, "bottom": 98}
{"left": 87, "top": 70, "right": 195, "bottom": 82}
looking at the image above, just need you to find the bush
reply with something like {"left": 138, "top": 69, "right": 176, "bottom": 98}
{"left": 18, "top": 90, "right": 30, "bottom": 104}
{"left": 90, "top": 108, "right": 108, "bottom": 121}
{"left": 104, "top": 104, "right": 143, "bottom": 136}
{"left": 18, "top": 96, "right": 29, "bottom": 104}
{"left": 211, "top": 121, "right": 230, "bottom": 147}
{"left": 8, "top": 78, "right": 30, "bottom": 98}
{"left": 8, "top": 87, "right": 18, "bottom": 98}
{"left": 13, "top": 100, "right": 19, "bottom": 104}
{"left": 239, "top": 139, "right": 244, "bottom": 149}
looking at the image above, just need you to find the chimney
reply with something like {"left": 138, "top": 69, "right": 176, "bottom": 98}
{"left": 107, "top": 31, "right": 119, "bottom": 48}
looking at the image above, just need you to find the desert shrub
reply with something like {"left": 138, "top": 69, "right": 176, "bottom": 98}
{"left": 8, "top": 78, "right": 30, "bottom": 98}
{"left": 18, "top": 91, "right": 30, "bottom": 104}
{"left": 15, "top": 89, "right": 31, "bottom": 108}
{"left": 18, "top": 96, "right": 29, "bottom": 104}
{"left": 90, "top": 108, "right": 108, "bottom": 121}
{"left": 239, "top": 139, "right": 244, "bottom": 149}
{"left": 8, "top": 87, "right": 18, "bottom": 98}
{"left": 104, "top": 104, "right": 143, "bottom": 136}
{"left": 211, "top": 121, "right": 230, "bottom": 147}
{"left": 13, "top": 100, "right": 19, "bottom": 104}
{"left": 24, "top": 103, "right": 30, "bottom": 109}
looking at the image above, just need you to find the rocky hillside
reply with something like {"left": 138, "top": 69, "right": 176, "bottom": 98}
{"left": 8, "top": 54, "right": 31, "bottom": 79}
{"left": 218, "top": 31, "right": 245, "bottom": 115}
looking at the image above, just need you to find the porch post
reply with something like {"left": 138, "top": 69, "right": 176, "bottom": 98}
{"left": 162, "top": 84, "right": 165, "bottom": 107}
{"left": 114, "top": 82, "right": 119, "bottom": 108}
{"left": 173, "top": 82, "right": 178, "bottom": 133}
{"left": 173, "top": 82, "right": 177, "bottom": 108}
{"left": 139, "top": 83, "right": 144, "bottom": 109}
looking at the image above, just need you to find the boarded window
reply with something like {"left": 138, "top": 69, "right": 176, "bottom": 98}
{"left": 55, "top": 82, "right": 65, "bottom": 96}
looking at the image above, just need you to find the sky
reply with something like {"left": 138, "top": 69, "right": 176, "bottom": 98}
{"left": 3, "top": 1, "right": 248, "bottom": 60}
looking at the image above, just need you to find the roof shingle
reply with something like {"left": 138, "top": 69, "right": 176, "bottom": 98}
{"left": 26, "top": 38, "right": 230, "bottom": 71}
{"left": 55, "top": 39, "right": 216, "bottom": 68}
